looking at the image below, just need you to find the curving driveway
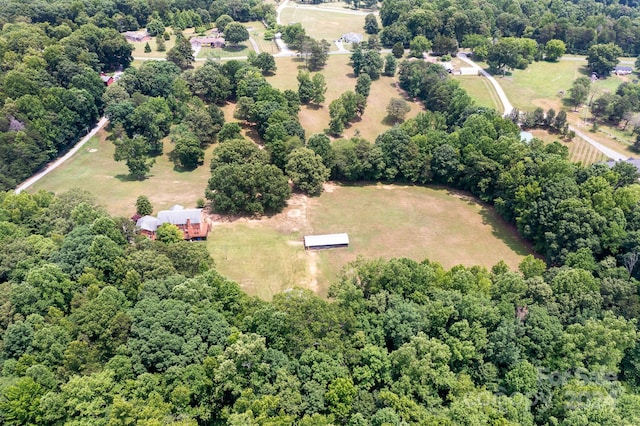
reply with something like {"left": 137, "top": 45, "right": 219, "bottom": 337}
{"left": 457, "top": 53, "right": 628, "bottom": 160}
{"left": 457, "top": 53, "right": 513, "bottom": 116}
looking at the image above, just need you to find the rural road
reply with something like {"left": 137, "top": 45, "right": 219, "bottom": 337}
{"left": 458, "top": 53, "right": 628, "bottom": 161}
{"left": 15, "top": 117, "right": 109, "bottom": 194}
{"left": 568, "top": 125, "right": 628, "bottom": 160}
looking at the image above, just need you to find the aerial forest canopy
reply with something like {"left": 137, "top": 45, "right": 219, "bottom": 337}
{"left": 0, "top": 189, "right": 640, "bottom": 424}
{"left": 2, "top": 0, "right": 640, "bottom": 424}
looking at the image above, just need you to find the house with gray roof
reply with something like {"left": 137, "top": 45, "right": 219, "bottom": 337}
{"left": 135, "top": 205, "right": 210, "bottom": 240}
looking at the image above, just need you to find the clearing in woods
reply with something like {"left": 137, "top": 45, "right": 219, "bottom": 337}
{"left": 206, "top": 184, "right": 534, "bottom": 300}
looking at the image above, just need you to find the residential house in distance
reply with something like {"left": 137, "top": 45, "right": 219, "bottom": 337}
{"left": 99, "top": 73, "right": 114, "bottom": 86}
{"left": 190, "top": 36, "right": 226, "bottom": 48}
{"left": 136, "top": 205, "right": 211, "bottom": 240}
{"left": 341, "top": 32, "right": 363, "bottom": 44}
{"left": 614, "top": 65, "right": 633, "bottom": 75}
{"left": 124, "top": 30, "right": 151, "bottom": 42}
{"left": 606, "top": 158, "right": 640, "bottom": 177}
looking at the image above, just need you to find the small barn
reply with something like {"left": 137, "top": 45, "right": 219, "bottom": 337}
{"left": 459, "top": 67, "right": 478, "bottom": 75}
{"left": 614, "top": 65, "right": 633, "bottom": 75}
{"left": 100, "top": 73, "right": 114, "bottom": 86}
{"left": 304, "top": 233, "right": 349, "bottom": 250}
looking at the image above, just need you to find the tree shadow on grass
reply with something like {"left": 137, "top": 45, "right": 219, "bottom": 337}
{"left": 115, "top": 173, "right": 150, "bottom": 182}
{"left": 381, "top": 116, "right": 402, "bottom": 126}
{"left": 222, "top": 45, "right": 246, "bottom": 53}
{"left": 477, "top": 199, "right": 538, "bottom": 259}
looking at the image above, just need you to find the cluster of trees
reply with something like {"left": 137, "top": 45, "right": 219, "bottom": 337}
{"left": 0, "top": 0, "right": 276, "bottom": 34}
{"left": 564, "top": 75, "right": 640, "bottom": 132}
{"left": 376, "top": 0, "right": 640, "bottom": 58}
{"left": 0, "top": 21, "right": 133, "bottom": 190}
{"left": 1, "top": 189, "right": 640, "bottom": 424}
{"left": 281, "top": 23, "right": 330, "bottom": 71}
{"left": 207, "top": 70, "right": 332, "bottom": 213}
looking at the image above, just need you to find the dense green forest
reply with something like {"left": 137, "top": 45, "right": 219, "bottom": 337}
{"left": 3, "top": 0, "right": 640, "bottom": 424}
{"left": 1, "top": 188, "right": 640, "bottom": 425}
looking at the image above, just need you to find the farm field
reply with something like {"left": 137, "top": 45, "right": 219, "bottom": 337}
{"left": 207, "top": 184, "right": 535, "bottom": 299}
{"left": 528, "top": 129, "right": 607, "bottom": 165}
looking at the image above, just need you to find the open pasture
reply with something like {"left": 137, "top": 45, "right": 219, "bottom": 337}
{"left": 207, "top": 184, "right": 535, "bottom": 299}
{"left": 28, "top": 130, "right": 215, "bottom": 218}
{"left": 279, "top": 6, "right": 366, "bottom": 46}
{"left": 269, "top": 55, "right": 422, "bottom": 141}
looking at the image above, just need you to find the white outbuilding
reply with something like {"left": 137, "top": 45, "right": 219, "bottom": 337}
{"left": 304, "top": 233, "right": 349, "bottom": 250}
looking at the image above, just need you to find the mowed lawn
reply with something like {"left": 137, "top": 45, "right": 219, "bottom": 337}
{"left": 279, "top": 7, "right": 366, "bottom": 47}
{"left": 455, "top": 75, "right": 502, "bottom": 111}
{"left": 207, "top": 184, "right": 535, "bottom": 299}
{"left": 28, "top": 130, "right": 214, "bottom": 217}
{"left": 498, "top": 58, "right": 628, "bottom": 111}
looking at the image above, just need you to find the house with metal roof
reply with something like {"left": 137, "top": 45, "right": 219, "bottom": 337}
{"left": 123, "top": 30, "right": 151, "bottom": 42}
{"left": 304, "top": 233, "right": 349, "bottom": 250}
{"left": 606, "top": 158, "right": 640, "bottom": 175}
{"left": 341, "top": 33, "right": 363, "bottom": 44}
{"left": 614, "top": 65, "right": 633, "bottom": 75}
{"left": 135, "top": 205, "right": 210, "bottom": 240}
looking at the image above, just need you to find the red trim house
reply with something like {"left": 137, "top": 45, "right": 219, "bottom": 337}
{"left": 136, "top": 205, "right": 211, "bottom": 240}
{"left": 100, "top": 73, "right": 114, "bottom": 86}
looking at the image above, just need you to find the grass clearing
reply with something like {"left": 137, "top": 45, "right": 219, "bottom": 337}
{"left": 207, "top": 184, "right": 535, "bottom": 299}
{"left": 207, "top": 223, "right": 308, "bottom": 301}
{"left": 28, "top": 129, "right": 214, "bottom": 217}
{"left": 497, "top": 58, "right": 627, "bottom": 112}
{"left": 455, "top": 75, "right": 502, "bottom": 110}
{"left": 197, "top": 44, "right": 251, "bottom": 59}
{"left": 279, "top": 7, "right": 365, "bottom": 45}
{"left": 269, "top": 55, "right": 422, "bottom": 141}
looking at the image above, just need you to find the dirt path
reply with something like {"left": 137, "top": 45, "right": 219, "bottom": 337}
{"left": 248, "top": 37, "right": 260, "bottom": 53}
{"left": 15, "top": 117, "right": 109, "bottom": 194}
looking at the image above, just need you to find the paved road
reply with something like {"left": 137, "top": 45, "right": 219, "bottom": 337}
{"left": 457, "top": 53, "right": 628, "bottom": 160}
{"left": 15, "top": 117, "right": 109, "bottom": 194}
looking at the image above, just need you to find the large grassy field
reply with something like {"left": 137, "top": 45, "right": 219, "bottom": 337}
{"left": 279, "top": 6, "right": 366, "bottom": 46}
{"left": 28, "top": 130, "right": 215, "bottom": 217}
{"left": 207, "top": 184, "right": 534, "bottom": 299}
{"left": 497, "top": 58, "right": 628, "bottom": 111}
